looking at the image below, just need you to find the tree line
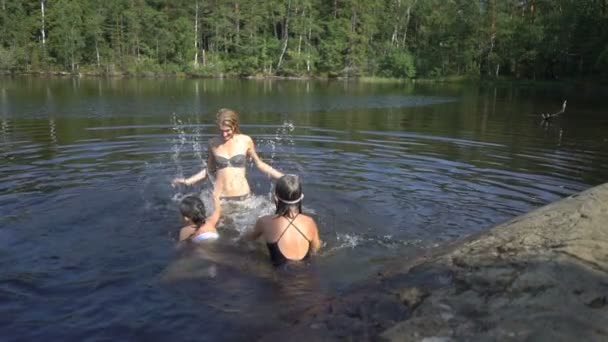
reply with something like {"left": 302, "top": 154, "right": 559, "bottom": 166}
{"left": 1, "top": 0, "right": 607, "bottom": 80}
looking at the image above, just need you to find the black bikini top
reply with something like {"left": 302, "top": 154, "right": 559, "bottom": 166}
{"left": 215, "top": 154, "right": 247, "bottom": 169}
{"left": 266, "top": 214, "right": 312, "bottom": 267}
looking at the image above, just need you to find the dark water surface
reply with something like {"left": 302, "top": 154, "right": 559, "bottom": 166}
{"left": 1, "top": 77, "right": 608, "bottom": 340}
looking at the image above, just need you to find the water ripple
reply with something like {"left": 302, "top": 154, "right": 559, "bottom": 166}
{"left": 2, "top": 80, "right": 607, "bottom": 341}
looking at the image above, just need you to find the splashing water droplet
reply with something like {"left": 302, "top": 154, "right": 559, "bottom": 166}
{"left": 170, "top": 113, "right": 187, "bottom": 177}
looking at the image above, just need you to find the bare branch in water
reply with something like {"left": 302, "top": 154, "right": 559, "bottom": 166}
{"left": 541, "top": 100, "right": 567, "bottom": 120}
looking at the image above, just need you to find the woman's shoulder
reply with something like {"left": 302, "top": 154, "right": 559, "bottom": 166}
{"left": 298, "top": 214, "right": 318, "bottom": 229}
{"left": 298, "top": 212, "right": 316, "bottom": 221}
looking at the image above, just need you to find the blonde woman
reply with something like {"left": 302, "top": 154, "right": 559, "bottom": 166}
{"left": 172, "top": 108, "right": 283, "bottom": 200}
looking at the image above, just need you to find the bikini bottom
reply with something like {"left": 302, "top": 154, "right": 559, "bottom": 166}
{"left": 220, "top": 193, "right": 252, "bottom": 202}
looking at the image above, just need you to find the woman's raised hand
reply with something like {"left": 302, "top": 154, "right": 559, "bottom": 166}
{"left": 171, "top": 177, "right": 188, "bottom": 187}
{"left": 171, "top": 169, "right": 208, "bottom": 187}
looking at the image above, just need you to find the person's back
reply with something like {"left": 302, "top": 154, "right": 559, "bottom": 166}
{"left": 246, "top": 175, "right": 321, "bottom": 267}
{"left": 260, "top": 213, "right": 319, "bottom": 265}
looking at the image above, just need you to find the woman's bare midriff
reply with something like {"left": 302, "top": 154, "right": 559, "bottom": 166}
{"left": 215, "top": 167, "right": 251, "bottom": 197}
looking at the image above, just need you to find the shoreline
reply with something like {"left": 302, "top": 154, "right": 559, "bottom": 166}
{"left": 2, "top": 70, "right": 605, "bottom": 87}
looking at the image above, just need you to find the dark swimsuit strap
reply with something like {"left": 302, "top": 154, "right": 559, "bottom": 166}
{"left": 275, "top": 213, "right": 311, "bottom": 243}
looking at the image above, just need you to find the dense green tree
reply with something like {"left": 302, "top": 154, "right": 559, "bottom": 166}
{"left": 0, "top": 0, "right": 606, "bottom": 81}
{"left": 47, "top": 0, "right": 86, "bottom": 71}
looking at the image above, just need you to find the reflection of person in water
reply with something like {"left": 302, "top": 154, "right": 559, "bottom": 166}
{"left": 178, "top": 192, "right": 222, "bottom": 243}
{"left": 245, "top": 174, "right": 322, "bottom": 267}
{"left": 172, "top": 108, "right": 283, "bottom": 201}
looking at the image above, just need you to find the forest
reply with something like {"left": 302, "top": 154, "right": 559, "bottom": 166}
{"left": 1, "top": 0, "right": 607, "bottom": 80}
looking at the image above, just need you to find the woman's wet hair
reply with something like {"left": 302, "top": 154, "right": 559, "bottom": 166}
{"left": 179, "top": 195, "right": 207, "bottom": 226}
{"left": 275, "top": 174, "right": 303, "bottom": 216}
{"left": 216, "top": 108, "right": 241, "bottom": 134}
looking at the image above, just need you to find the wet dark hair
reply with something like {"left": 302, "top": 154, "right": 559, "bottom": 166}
{"left": 179, "top": 195, "right": 206, "bottom": 226}
{"left": 275, "top": 174, "right": 303, "bottom": 217}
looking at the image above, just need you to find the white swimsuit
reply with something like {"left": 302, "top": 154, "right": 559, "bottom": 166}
{"left": 191, "top": 231, "right": 219, "bottom": 242}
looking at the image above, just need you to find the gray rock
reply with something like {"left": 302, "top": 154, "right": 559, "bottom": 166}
{"left": 381, "top": 183, "right": 608, "bottom": 341}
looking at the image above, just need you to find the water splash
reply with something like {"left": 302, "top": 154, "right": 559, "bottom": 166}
{"left": 275, "top": 121, "right": 296, "bottom": 160}
{"left": 257, "top": 120, "right": 299, "bottom": 193}
{"left": 275, "top": 121, "right": 295, "bottom": 145}
{"left": 216, "top": 194, "right": 275, "bottom": 236}
{"left": 170, "top": 112, "right": 187, "bottom": 178}
{"left": 320, "top": 233, "right": 422, "bottom": 257}
{"left": 170, "top": 113, "right": 208, "bottom": 181}
{"left": 169, "top": 186, "right": 275, "bottom": 234}
{"left": 191, "top": 114, "right": 205, "bottom": 164}
{"left": 259, "top": 120, "right": 296, "bottom": 163}
{"left": 335, "top": 233, "right": 363, "bottom": 249}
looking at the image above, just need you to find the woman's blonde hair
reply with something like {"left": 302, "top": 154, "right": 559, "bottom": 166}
{"left": 216, "top": 108, "right": 241, "bottom": 134}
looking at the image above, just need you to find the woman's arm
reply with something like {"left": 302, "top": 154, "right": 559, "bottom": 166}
{"left": 172, "top": 168, "right": 207, "bottom": 186}
{"left": 172, "top": 140, "right": 216, "bottom": 186}
{"left": 309, "top": 220, "right": 322, "bottom": 254}
{"left": 205, "top": 190, "right": 222, "bottom": 228}
{"left": 246, "top": 136, "right": 284, "bottom": 179}
{"left": 192, "top": 185, "right": 223, "bottom": 237}
{"left": 206, "top": 139, "right": 217, "bottom": 176}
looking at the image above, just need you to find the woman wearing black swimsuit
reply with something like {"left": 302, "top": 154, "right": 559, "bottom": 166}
{"left": 172, "top": 108, "right": 283, "bottom": 200}
{"left": 245, "top": 174, "right": 322, "bottom": 267}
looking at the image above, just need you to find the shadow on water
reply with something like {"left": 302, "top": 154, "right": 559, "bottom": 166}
{"left": 158, "top": 237, "right": 333, "bottom": 340}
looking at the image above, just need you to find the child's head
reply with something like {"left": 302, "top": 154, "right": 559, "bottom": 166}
{"left": 274, "top": 174, "right": 303, "bottom": 216}
{"left": 179, "top": 195, "right": 206, "bottom": 225}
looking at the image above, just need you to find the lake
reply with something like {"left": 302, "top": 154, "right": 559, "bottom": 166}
{"left": 1, "top": 77, "right": 607, "bottom": 340}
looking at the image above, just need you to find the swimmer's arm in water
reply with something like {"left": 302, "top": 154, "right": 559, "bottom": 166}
{"left": 207, "top": 191, "right": 222, "bottom": 227}
{"left": 309, "top": 220, "right": 322, "bottom": 254}
{"left": 244, "top": 217, "right": 265, "bottom": 241}
{"left": 246, "top": 136, "right": 284, "bottom": 180}
{"left": 194, "top": 191, "right": 222, "bottom": 236}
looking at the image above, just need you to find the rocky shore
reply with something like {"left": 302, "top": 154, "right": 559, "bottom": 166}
{"left": 262, "top": 183, "right": 608, "bottom": 341}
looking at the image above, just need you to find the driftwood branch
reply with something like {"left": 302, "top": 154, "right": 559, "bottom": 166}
{"left": 541, "top": 100, "right": 567, "bottom": 120}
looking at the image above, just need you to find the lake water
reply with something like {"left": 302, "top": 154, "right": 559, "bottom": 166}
{"left": 1, "top": 77, "right": 607, "bottom": 340}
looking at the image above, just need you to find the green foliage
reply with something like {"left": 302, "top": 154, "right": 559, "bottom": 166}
{"left": 0, "top": 46, "right": 17, "bottom": 71}
{"left": 317, "top": 18, "right": 349, "bottom": 75}
{"left": 0, "top": 0, "right": 605, "bottom": 80}
{"left": 380, "top": 50, "right": 416, "bottom": 78}
{"left": 47, "top": 0, "right": 86, "bottom": 72}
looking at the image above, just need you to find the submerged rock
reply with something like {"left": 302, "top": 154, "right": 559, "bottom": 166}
{"left": 264, "top": 183, "right": 608, "bottom": 341}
